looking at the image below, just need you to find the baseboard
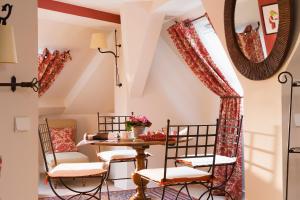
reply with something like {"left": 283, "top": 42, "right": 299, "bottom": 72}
{"left": 113, "top": 179, "right": 135, "bottom": 190}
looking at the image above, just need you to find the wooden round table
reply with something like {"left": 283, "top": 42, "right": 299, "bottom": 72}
{"left": 77, "top": 139, "right": 166, "bottom": 200}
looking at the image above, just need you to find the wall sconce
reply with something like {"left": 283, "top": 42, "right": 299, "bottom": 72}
{"left": 90, "top": 30, "right": 122, "bottom": 87}
{"left": 0, "top": 3, "right": 39, "bottom": 92}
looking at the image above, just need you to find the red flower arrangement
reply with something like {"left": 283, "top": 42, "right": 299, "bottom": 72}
{"left": 125, "top": 116, "right": 152, "bottom": 130}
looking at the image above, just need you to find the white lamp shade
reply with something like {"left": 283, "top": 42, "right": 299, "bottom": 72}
{"left": 0, "top": 25, "right": 18, "bottom": 63}
{"left": 90, "top": 33, "right": 108, "bottom": 49}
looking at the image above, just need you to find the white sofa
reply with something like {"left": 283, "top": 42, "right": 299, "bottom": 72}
{"left": 46, "top": 119, "right": 89, "bottom": 168}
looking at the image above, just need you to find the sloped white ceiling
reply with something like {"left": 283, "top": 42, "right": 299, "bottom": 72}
{"left": 38, "top": 18, "right": 115, "bottom": 114}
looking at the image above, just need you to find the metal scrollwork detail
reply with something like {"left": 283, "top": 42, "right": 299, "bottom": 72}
{"left": 278, "top": 71, "right": 293, "bottom": 85}
{"left": 0, "top": 4, "right": 13, "bottom": 25}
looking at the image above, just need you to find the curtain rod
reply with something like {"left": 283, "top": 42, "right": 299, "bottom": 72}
{"left": 190, "top": 13, "right": 208, "bottom": 23}
{"left": 174, "top": 12, "right": 208, "bottom": 25}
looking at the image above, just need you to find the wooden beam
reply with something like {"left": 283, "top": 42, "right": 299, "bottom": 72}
{"left": 38, "top": 0, "right": 121, "bottom": 24}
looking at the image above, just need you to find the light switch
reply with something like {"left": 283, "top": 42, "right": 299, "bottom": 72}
{"left": 15, "top": 116, "right": 31, "bottom": 132}
{"left": 294, "top": 113, "right": 300, "bottom": 127}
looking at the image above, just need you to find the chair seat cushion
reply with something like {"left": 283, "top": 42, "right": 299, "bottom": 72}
{"left": 46, "top": 152, "right": 89, "bottom": 168}
{"left": 97, "top": 150, "right": 151, "bottom": 161}
{"left": 48, "top": 162, "right": 107, "bottom": 178}
{"left": 137, "top": 166, "right": 211, "bottom": 185}
{"left": 176, "top": 155, "right": 236, "bottom": 167}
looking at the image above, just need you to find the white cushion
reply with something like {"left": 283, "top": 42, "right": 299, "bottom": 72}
{"left": 48, "top": 162, "right": 107, "bottom": 178}
{"left": 137, "top": 166, "right": 210, "bottom": 185}
{"left": 176, "top": 155, "right": 236, "bottom": 167}
{"left": 46, "top": 152, "right": 89, "bottom": 168}
{"left": 97, "top": 150, "right": 151, "bottom": 161}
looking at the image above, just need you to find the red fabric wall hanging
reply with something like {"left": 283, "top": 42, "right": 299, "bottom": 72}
{"left": 38, "top": 48, "right": 72, "bottom": 97}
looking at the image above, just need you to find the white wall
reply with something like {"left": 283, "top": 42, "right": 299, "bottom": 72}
{"left": 0, "top": 0, "right": 38, "bottom": 199}
{"left": 38, "top": 19, "right": 115, "bottom": 114}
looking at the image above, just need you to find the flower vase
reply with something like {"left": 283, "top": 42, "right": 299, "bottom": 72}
{"left": 132, "top": 126, "right": 145, "bottom": 138}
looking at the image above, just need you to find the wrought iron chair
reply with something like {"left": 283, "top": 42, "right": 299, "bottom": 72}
{"left": 39, "top": 119, "right": 108, "bottom": 200}
{"left": 175, "top": 116, "right": 243, "bottom": 199}
{"left": 137, "top": 119, "right": 220, "bottom": 200}
{"left": 96, "top": 113, "right": 151, "bottom": 200}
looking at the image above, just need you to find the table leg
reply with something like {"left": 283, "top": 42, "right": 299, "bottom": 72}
{"left": 130, "top": 146, "right": 150, "bottom": 200}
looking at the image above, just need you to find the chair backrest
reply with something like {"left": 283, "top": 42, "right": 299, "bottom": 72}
{"left": 38, "top": 118, "right": 56, "bottom": 172}
{"left": 217, "top": 115, "right": 243, "bottom": 158}
{"left": 163, "top": 119, "right": 219, "bottom": 182}
{"left": 97, "top": 112, "right": 134, "bottom": 133}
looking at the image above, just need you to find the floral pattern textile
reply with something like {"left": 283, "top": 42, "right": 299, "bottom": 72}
{"left": 50, "top": 128, "right": 77, "bottom": 153}
{"left": 38, "top": 48, "right": 72, "bottom": 97}
{"left": 236, "top": 24, "right": 264, "bottom": 63}
{"left": 168, "top": 20, "right": 242, "bottom": 200}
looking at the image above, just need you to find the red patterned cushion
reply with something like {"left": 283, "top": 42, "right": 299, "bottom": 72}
{"left": 50, "top": 128, "right": 77, "bottom": 153}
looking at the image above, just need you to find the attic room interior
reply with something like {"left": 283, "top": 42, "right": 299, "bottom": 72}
{"left": 1, "top": 0, "right": 300, "bottom": 200}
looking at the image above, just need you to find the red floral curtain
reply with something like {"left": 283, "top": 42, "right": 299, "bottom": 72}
{"left": 168, "top": 20, "right": 242, "bottom": 200}
{"left": 236, "top": 24, "right": 264, "bottom": 63}
{"left": 38, "top": 48, "right": 72, "bottom": 97}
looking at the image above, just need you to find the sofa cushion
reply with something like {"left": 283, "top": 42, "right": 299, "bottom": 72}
{"left": 46, "top": 151, "right": 89, "bottom": 169}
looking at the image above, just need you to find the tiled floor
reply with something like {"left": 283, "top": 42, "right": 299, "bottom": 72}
{"left": 38, "top": 175, "right": 225, "bottom": 199}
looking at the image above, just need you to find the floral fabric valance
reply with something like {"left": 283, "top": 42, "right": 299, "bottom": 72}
{"left": 38, "top": 48, "right": 72, "bottom": 97}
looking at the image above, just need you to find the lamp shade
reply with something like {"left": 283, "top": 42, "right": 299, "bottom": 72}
{"left": 90, "top": 33, "right": 107, "bottom": 49}
{"left": 0, "top": 25, "right": 18, "bottom": 63}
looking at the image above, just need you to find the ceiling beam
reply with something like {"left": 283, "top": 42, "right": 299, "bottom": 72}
{"left": 38, "top": 0, "right": 121, "bottom": 24}
{"left": 120, "top": 2, "right": 165, "bottom": 97}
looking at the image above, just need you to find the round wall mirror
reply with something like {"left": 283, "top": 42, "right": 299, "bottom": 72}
{"left": 224, "top": 0, "right": 293, "bottom": 80}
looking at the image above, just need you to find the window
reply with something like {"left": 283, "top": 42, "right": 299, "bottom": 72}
{"left": 193, "top": 17, "right": 243, "bottom": 96}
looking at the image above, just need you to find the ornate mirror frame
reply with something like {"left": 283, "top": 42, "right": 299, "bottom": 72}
{"left": 224, "top": 0, "right": 293, "bottom": 80}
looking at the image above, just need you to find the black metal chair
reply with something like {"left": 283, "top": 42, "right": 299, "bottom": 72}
{"left": 96, "top": 113, "right": 151, "bottom": 200}
{"left": 137, "top": 119, "right": 220, "bottom": 200}
{"left": 39, "top": 119, "right": 108, "bottom": 200}
{"left": 176, "top": 116, "right": 243, "bottom": 200}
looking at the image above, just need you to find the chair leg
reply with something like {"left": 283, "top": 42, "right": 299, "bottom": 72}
{"left": 175, "top": 185, "right": 185, "bottom": 200}
{"left": 207, "top": 183, "right": 214, "bottom": 200}
{"left": 99, "top": 175, "right": 106, "bottom": 200}
{"left": 145, "top": 159, "right": 148, "bottom": 168}
{"left": 206, "top": 191, "right": 212, "bottom": 200}
{"left": 106, "top": 181, "right": 111, "bottom": 200}
{"left": 185, "top": 184, "right": 194, "bottom": 200}
{"left": 161, "top": 186, "right": 166, "bottom": 200}
{"left": 105, "top": 163, "right": 111, "bottom": 200}
{"left": 198, "top": 184, "right": 210, "bottom": 200}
